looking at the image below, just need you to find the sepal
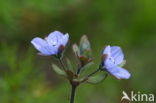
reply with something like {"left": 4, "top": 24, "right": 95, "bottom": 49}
{"left": 86, "top": 72, "right": 108, "bottom": 84}
{"left": 52, "top": 64, "right": 66, "bottom": 76}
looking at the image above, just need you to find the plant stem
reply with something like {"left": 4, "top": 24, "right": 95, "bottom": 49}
{"left": 76, "top": 67, "right": 81, "bottom": 75}
{"left": 80, "top": 68, "right": 101, "bottom": 83}
{"left": 87, "top": 68, "right": 101, "bottom": 77}
{"left": 70, "top": 85, "right": 77, "bottom": 103}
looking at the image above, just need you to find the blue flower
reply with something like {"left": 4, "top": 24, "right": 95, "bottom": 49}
{"left": 102, "top": 45, "right": 131, "bottom": 79}
{"left": 31, "top": 31, "right": 69, "bottom": 56}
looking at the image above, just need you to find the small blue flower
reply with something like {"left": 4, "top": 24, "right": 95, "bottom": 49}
{"left": 31, "top": 31, "right": 69, "bottom": 56}
{"left": 102, "top": 45, "right": 131, "bottom": 79}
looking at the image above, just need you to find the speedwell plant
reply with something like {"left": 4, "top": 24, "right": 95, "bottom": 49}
{"left": 31, "top": 30, "right": 131, "bottom": 103}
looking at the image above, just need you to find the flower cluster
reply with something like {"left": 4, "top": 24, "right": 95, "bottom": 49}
{"left": 31, "top": 30, "right": 131, "bottom": 103}
{"left": 31, "top": 30, "right": 131, "bottom": 80}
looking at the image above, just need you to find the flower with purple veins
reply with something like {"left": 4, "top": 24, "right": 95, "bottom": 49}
{"left": 31, "top": 31, "right": 69, "bottom": 56}
{"left": 102, "top": 45, "right": 131, "bottom": 79}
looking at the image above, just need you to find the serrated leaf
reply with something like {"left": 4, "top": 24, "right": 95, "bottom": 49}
{"left": 87, "top": 73, "right": 107, "bottom": 84}
{"left": 72, "top": 44, "right": 80, "bottom": 56}
{"left": 118, "top": 60, "right": 126, "bottom": 67}
{"left": 52, "top": 64, "right": 66, "bottom": 76}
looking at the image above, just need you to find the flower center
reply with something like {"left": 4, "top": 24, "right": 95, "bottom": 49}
{"left": 109, "top": 57, "right": 115, "bottom": 64}
{"left": 51, "top": 41, "right": 57, "bottom": 46}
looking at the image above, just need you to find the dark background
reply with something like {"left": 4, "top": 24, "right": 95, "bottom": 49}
{"left": 0, "top": 0, "right": 156, "bottom": 103}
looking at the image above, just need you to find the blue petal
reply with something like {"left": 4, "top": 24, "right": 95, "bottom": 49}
{"left": 41, "top": 46, "right": 57, "bottom": 55}
{"left": 62, "top": 33, "right": 69, "bottom": 46}
{"left": 103, "top": 45, "right": 111, "bottom": 56}
{"left": 31, "top": 37, "right": 56, "bottom": 55}
{"left": 46, "top": 31, "right": 64, "bottom": 47}
{"left": 111, "top": 46, "right": 124, "bottom": 65}
{"left": 104, "top": 57, "right": 130, "bottom": 79}
{"left": 104, "top": 56, "right": 115, "bottom": 68}
{"left": 45, "top": 31, "right": 69, "bottom": 54}
{"left": 31, "top": 37, "right": 47, "bottom": 49}
{"left": 107, "top": 66, "right": 131, "bottom": 79}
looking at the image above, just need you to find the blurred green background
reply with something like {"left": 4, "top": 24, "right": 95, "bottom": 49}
{"left": 0, "top": 0, "right": 156, "bottom": 103}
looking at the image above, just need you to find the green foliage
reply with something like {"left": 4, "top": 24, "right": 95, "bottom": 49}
{"left": 72, "top": 35, "right": 93, "bottom": 70}
{"left": 0, "top": 44, "right": 46, "bottom": 103}
{"left": 87, "top": 73, "right": 107, "bottom": 84}
{"left": 66, "top": 58, "right": 74, "bottom": 71}
{"left": 52, "top": 64, "right": 66, "bottom": 77}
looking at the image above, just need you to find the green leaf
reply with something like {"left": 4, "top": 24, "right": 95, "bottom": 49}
{"left": 66, "top": 58, "right": 73, "bottom": 71}
{"left": 52, "top": 64, "right": 66, "bottom": 76}
{"left": 118, "top": 60, "right": 126, "bottom": 67}
{"left": 72, "top": 44, "right": 80, "bottom": 56}
{"left": 81, "top": 60, "right": 93, "bottom": 70}
{"left": 87, "top": 73, "right": 107, "bottom": 84}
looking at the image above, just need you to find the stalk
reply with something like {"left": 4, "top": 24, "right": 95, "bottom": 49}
{"left": 70, "top": 85, "right": 77, "bottom": 103}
